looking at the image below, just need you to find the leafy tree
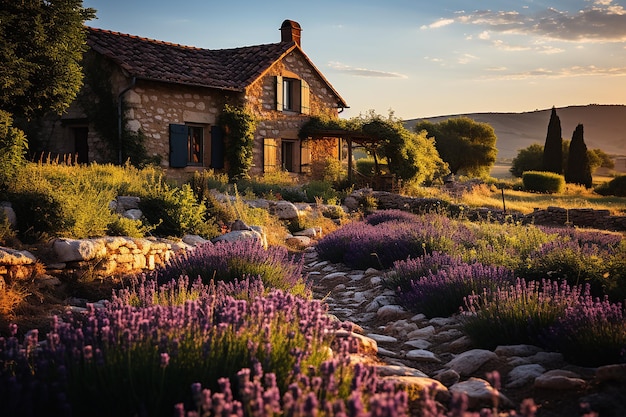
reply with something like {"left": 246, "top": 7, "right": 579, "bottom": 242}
{"left": 361, "top": 115, "right": 446, "bottom": 184}
{"left": 565, "top": 124, "right": 593, "bottom": 188}
{"left": 299, "top": 112, "right": 447, "bottom": 185}
{"left": 0, "top": 111, "right": 28, "bottom": 187}
{"left": 512, "top": 141, "right": 612, "bottom": 178}
{"left": 588, "top": 148, "right": 614, "bottom": 171}
{"left": 510, "top": 143, "right": 544, "bottom": 177}
{"left": 542, "top": 106, "right": 563, "bottom": 174}
{"left": 413, "top": 117, "right": 497, "bottom": 177}
{"left": 0, "top": 0, "right": 96, "bottom": 120}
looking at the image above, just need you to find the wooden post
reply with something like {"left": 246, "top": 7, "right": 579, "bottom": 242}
{"left": 347, "top": 136, "right": 353, "bottom": 183}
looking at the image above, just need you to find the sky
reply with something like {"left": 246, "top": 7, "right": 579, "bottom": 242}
{"left": 83, "top": 0, "right": 626, "bottom": 120}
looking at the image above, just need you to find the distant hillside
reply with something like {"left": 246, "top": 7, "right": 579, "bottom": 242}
{"left": 404, "top": 104, "right": 626, "bottom": 160}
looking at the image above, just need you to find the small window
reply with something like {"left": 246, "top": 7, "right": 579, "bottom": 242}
{"left": 169, "top": 124, "right": 204, "bottom": 168}
{"left": 283, "top": 78, "right": 295, "bottom": 111}
{"left": 188, "top": 126, "right": 203, "bottom": 165}
{"left": 282, "top": 141, "right": 294, "bottom": 172}
{"left": 275, "top": 76, "right": 309, "bottom": 114}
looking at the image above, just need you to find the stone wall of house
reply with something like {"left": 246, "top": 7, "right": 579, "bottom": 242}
{"left": 246, "top": 49, "right": 342, "bottom": 175}
{"left": 123, "top": 80, "right": 240, "bottom": 172}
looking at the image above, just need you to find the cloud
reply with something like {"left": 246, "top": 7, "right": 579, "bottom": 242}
{"left": 483, "top": 65, "right": 626, "bottom": 80}
{"left": 453, "top": 1, "right": 626, "bottom": 42}
{"left": 420, "top": 18, "right": 455, "bottom": 29}
{"left": 458, "top": 53, "right": 479, "bottom": 64}
{"left": 492, "top": 39, "right": 532, "bottom": 51}
{"left": 327, "top": 62, "right": 408, "bottom": 78}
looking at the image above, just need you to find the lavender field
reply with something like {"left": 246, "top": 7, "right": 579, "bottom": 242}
{"left": 2, "top": 211, "right": 625, "bottom": 416}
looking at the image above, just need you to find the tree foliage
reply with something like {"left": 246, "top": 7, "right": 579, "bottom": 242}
{"left": 0, "top": 111, "right": 28, "bottom": 187}
{"left": 512, "top": 140, "right": 613, "bottom": 178}
{"left": 565, "top": 124, "right": 593, "bottom": 188}
{"left": 510, "top": 143, "right": 544, "bottom": 177}
{"left": 299, "top": 112, "right": 447, "bottom": 185}
{"left": 413, "top": 117, "right": 497, "bottom": 177}
{"left": 542, "top": 107, "right": 563, "bottom": 174}
{"left": 0, "top": 0, "right": 96, "bottom": 120}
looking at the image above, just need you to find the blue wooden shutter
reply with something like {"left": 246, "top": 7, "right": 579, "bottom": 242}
{"left": 169, "top": 124, "right": 188, "bottom": 168}
{"left": 300, "top": 79, "right": 310, "bottom": 115}
{"left": 210, "top": 125, "right": 224, "bottom": 168}
{"left": 275, "top": 76, "right": 283, "bottom": 111}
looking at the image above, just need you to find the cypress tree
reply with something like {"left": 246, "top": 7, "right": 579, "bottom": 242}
{"left": 542, "top": 107, "right": 563, "bottom": 174}
{"left": 565, "top": 124, "right": 593, "bottom": 188}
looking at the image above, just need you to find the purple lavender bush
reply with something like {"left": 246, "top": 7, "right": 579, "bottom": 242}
{"left": 541, "top": 295, "right": 626, "bottom": 367}
{"left": 317, "top": 212, "right": 473, "bottom": 269}
{"left": 461, "top": 278, "right": 585, "bottom": 350}
{"left": 151, "top": 239, "right": 308, "bottom": 296}
{"left": 0, "top": 278, "right": 342, "bottom": 417}
{"left": 394, "top": 257, "right": 515, "bottom": 318}
{"left": 364, "top": 209, "right": 420, "bottom": 226}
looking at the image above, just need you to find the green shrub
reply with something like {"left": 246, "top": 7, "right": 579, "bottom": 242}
{"left": 595, "top": 175, "right": 626, "bottom": 197}
{"left": 106, "top": 216, "right": 150, "bottom": 238}
{"left": 0, "top": 111, "right": 28, "bottom": 188}
{"left": 302, "top": 180, "right": 338, "bottom": 203}
{"left": 9, "top": 190, "right": 68, "bottom": 243}
{"left": 522, "top": 171, "right": 565, "bottom": 193}
{"left": 139, "top": 181, "right": 217, "bottom": 238}
{"left": 189, "top": 169, "right": 230, "bottom": 200}
{"left": 356, "top": 157, "right": 389, "bottom": 176}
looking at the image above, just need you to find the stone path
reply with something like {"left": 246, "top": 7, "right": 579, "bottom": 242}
{"left": 301, "top": 248, "right": 626, "bottom": 416}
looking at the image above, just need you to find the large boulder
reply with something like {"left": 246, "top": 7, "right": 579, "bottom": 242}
{"left": 272, "top": 200, "right": 300, "bottom": 220}
{"left": 53, "top": 238, "right": 107, "bottom": 263}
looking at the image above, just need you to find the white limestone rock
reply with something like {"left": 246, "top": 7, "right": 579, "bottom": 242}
{"left": 506, "top": 364, "right": 546, "bottom": 388}
{"left": 406, "top": 349, "right": 441, "bottom": 363}
{"left": 376, "top": 304, "right": 407, "bottom": 321}
{"left": 445, "top": 349, "right": 498, "bottom": 376}
{"left": 273, "top": 200, "right": 300, "bottom": 220}
{"left": 407, "top": 325, "right": 436, "bottom": 339}
{"left": 534, "top": 370, "right": 586, "bottom": 390}
{"left": 0, "top": 247, "right": 37, "bottom": 265}
{"left": 450, "top": 378, "right": 513, "bottom": 409}
{"left": 53, "top": 238, "right": 107, "bottom": 263}
{"left": 375, "top": 364, "right": 429, "bottom": 378}
{"left": 495, "top": 344, "right": 544, "bottom": 357}
{"left": 182, "top": 234, "right": 209, "bottom": 247}
{"left": 366, "top": 333, "right": 398, "bottom": 344}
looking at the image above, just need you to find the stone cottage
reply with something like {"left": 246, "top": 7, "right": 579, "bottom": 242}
{"left": 38, "top": 20, "right": 348, "bottom": 179}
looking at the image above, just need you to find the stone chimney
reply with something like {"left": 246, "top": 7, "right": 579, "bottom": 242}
{"left": 280, "top": 20, "right": 301, "bottom": 47}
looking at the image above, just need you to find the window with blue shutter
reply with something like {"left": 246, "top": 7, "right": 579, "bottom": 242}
{"left": 169, "top": 124, "right": 188, "bottom": 168}
{"left": 210, "top": 125, "right": 224, "bottom": 168}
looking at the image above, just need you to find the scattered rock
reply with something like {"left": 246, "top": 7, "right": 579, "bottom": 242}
{"left": 445, "top": 349, "right": 498, "bottom": 376}
{"left": 449, "top": 378, "right": 513, "bottom": 410}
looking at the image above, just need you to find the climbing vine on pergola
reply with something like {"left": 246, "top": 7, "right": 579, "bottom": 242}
{"left": 298, "top": 115, "right": 446, "bottom": 185}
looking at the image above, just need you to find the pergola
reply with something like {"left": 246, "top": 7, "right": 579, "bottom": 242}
{"left": 302, "top": 129, "right": 384, "bottom": 182}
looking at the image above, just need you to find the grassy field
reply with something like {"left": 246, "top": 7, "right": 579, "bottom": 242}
{"left": 450, "top": 163, "right": 626, "bottom": 215}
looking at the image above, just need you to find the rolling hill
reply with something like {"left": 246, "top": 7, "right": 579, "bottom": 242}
{"left": 404, "top": 104, "right": 626, "bottom": 160}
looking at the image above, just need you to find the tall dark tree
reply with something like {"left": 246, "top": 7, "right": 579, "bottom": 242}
{"left": 413, "top": 117, "right": 497, "bottom": 177}
{"left": 0, "top": 0, "right": 96, "bottom": 120}
{"left": 565, "top": 124, "right": 593, "bottom": 188}
{"left": 542, "top": 106, "right": 563, "bottom": 174}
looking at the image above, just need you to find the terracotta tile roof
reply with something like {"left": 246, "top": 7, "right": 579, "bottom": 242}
{"left": 86, "top": 26, "right": 295, "bottom": 91}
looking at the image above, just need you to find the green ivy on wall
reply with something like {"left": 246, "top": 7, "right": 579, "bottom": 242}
{"left": 218, "top": 104, "right": 257, "bottom": 180}
{"left": 78, "top": 53, "right": 159, "bottom": 167}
